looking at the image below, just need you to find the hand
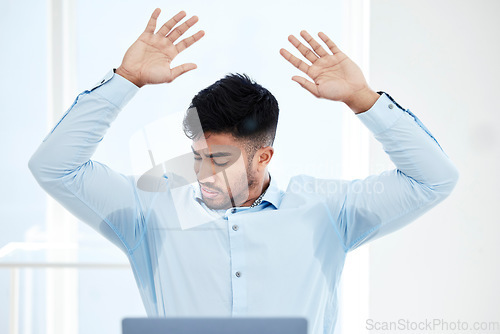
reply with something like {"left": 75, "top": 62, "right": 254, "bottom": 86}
{"left": 116, "top": 8, "right": 205, "bottom": 88}
{"left": 280, "top": 31, "right": 379, "bottom": 113}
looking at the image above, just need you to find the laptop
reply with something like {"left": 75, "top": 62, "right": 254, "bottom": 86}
{"left": 122, "top": 317, "right": 308, "bottom": 334}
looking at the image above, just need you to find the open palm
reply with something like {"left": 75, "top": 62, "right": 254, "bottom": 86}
{"left": 280, "top": 31, "right": 369, "bottom": 103}
{"left": 117, "top": 8, "right": 205, "bottom": 87}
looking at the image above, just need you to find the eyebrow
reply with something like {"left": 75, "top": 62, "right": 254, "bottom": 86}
{"left": 191, "top": 146, "right": 233, "bottom": 158}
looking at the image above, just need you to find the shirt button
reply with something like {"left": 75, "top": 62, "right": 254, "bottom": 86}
{"left": 235, "top": 271, "right": 241, "bottom": 278}
{"left": 388, "top": 104, "right": 394, "bottom": 109}
{"left": 231, "top": 208, "right": 236, "bottom": 213}
{"left": 232, "top": 225, "right": 239, "bottom": 231}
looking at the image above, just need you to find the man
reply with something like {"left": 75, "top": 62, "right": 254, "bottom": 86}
{"left": 29, "top": 8, "right": 459, "bottom": 334}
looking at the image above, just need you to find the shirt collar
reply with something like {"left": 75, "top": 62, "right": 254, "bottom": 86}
{"left": 259, "top": 173, "right": 283, "bottom": 209}
{"left": 193, "top": 172, "right": 283, "bottom": 209}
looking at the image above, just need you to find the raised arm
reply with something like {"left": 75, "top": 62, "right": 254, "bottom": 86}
{"left": 281, "top": 31, "right": 459, "bottom": 251}
{"left": 28, "top": 8, "right": 204, "bottom": 252}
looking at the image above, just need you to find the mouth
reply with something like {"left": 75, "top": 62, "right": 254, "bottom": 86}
{"left": 201, "top": 186, "right": 220, "bottom": 199}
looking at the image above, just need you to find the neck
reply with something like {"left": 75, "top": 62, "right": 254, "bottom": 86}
{"left": 261, "top": 172, "right": 271, "bottom": 195}
{"left": 241, "top": 171, "right": 270, "bottom": 207}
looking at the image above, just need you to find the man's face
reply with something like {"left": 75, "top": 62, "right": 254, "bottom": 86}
{"left": 191, "top": 132, "right": 258, "bottom": 210}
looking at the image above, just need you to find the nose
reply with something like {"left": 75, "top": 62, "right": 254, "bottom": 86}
{"left": 195, "top": 158, "right": 216, "bottom": 183}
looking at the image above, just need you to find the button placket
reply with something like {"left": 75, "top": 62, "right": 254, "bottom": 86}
{"left": 227, "top": 215, "right": 246, "bottom": 315}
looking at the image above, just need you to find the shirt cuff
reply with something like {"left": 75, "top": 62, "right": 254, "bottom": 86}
{"left": 91, "top": 69, "right": 140, "bottom": 109}
{"left": 355, "top": 93, "right": 405, "bottom": 135}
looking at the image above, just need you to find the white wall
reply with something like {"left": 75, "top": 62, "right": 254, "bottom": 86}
{"left": 368, "top": 0, "right": 500, "bottom": 329}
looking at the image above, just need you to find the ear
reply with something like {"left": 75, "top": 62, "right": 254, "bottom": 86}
{"left": 255, "top": 146, "right": 274, "bottom": 169}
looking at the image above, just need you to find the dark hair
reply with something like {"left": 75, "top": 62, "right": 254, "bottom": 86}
{"left": 183, "top": 73, "right": 279, "bottom": 158}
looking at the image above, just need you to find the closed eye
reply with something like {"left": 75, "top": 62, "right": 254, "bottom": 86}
{"left": 193, "top": 156, "right": 228, "bottom": 167}
{"left": 213, "top": 161, "right": 228, "bottom": 167}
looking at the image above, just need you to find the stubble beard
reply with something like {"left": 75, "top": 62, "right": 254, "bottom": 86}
{"left": 202, "top": 164, "right": 258, "bottom": 210}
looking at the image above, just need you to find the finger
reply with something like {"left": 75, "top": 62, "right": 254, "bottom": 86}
{"left": 279, "top": 48, "right": 310, "bottom": 75}
{"left": 292, "top": 76, "right": 320, "bottom": 98}
{"left": 144, "top": 8, "right": 161, "bottom": 33}
{"left": 171, "top": 63, "right": 198, "bottom": 80}
{"left": 166, "top": 15, "right": 199, "bottom": 43}
{"left": 175, "top": 30, "right": 205, "bottom": 53}
{"left": 318, "top": 32, "right": 342, "bottom": 54}
{"left": 288, "top": 34, "right": 318, "bottom": 64}
{"left": 156, "top": 10, "right": 186, "bottom": 36}
{"left": 299, "top": 30, "right": 329, "bottom": 57}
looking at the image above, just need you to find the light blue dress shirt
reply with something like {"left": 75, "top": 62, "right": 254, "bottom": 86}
{"left": 28, "top": 70, "right": 459, "bottom": 334}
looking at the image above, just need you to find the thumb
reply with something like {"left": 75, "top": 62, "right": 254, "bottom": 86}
{"left": 170, "top": 63, "right": 198, "bottom": 82}
{"left": 292, "top": 76, "right": 320, "bottom": 98}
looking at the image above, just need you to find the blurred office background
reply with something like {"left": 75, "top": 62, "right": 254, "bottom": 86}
{"left": 0, "top": 0, "right": 498, "bottom": 333}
